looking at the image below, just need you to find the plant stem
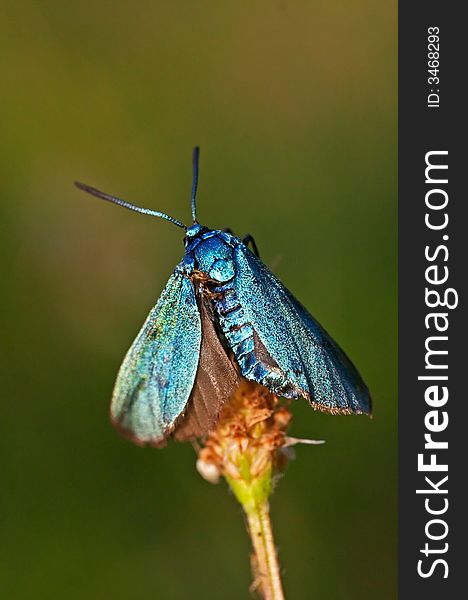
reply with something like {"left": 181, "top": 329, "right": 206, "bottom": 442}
{"left": 197, "top": 380, "right": 290, "bottom": 598}
{"left": 244, "top": 500, "right": 285, "bottom": 600}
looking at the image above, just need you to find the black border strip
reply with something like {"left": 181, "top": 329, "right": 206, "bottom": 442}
{"left": 399, "top": 3, "right": 464, "bottom": 597}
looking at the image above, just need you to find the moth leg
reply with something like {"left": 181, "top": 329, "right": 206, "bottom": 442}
{"left": 242, "top": 234, "right": 260, "bottom": 258}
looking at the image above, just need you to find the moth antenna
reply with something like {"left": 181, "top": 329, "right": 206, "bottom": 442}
{"left": 74, "top": 181, "right": 187, "bottom": 229}
{"left": 191, "top": 146, "right": 200, "bottom": 223}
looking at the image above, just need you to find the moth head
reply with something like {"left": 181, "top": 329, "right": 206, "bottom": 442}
{"left": 184, "top": 223, "right": 212, "bottom": 250}
{"left": 186, "top": 223, "right": 203, "bottom": 238}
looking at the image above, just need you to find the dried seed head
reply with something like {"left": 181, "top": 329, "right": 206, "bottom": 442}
{"left": 196, "top": 379, "right": 292, "bottom": 496}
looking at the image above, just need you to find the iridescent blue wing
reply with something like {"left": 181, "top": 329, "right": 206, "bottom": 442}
{"left": 232, "top": 244, "right": 371, "bottom": 414}
{"left": 111, "top": 269, "right": 201, "bottom": 446}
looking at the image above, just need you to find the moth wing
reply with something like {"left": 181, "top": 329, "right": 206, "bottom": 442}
{"left": 111, "top": 269, "right": 201, "bottom": 446}
{"left": 233, "top": 244, "right": 371, "bottom": 414}
{"left": 174, "top": 299, "right": 241, "bottom": 441}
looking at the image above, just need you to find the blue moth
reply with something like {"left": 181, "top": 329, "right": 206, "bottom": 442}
{"left": 76, "top": 148, "right": 371, "bottom": 446}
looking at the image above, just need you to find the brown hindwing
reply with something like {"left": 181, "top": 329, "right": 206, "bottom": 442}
{"left": 173, "top": 298, "right": 240, "bottom": 441}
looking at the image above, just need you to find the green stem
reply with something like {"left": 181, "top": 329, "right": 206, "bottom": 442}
{"left": 244, "top": 500, "right": 285, "bottom": 600}
{"left": 226, "top": 463, "right": 285, "bottom": 598}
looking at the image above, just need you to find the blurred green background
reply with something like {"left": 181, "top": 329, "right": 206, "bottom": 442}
{"left": 1, "top": 2, "right": 396, "bottom": 599}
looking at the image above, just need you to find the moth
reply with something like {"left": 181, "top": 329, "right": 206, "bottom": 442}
{"left": 76, "top": 148, "right": 371, "bottom": 446}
